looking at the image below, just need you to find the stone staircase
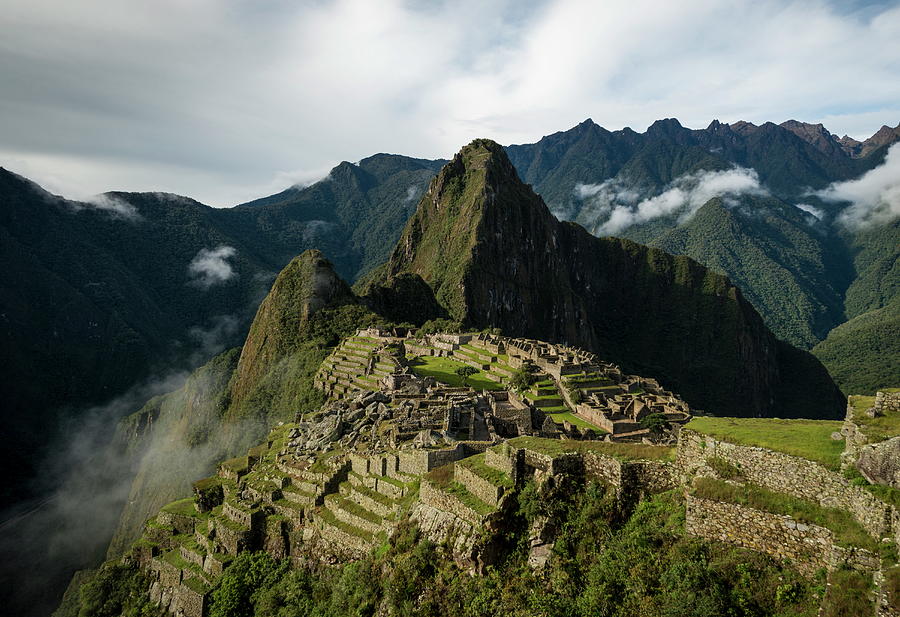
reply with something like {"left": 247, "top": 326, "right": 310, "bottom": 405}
{"left": 315, "top": 336, "right": 405, "bottom": 398}
{"left": 310, "top": 453, "right": 416, "bottom": 555}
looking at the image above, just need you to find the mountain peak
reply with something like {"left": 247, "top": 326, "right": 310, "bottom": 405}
{"left": 647, "top": 118, "right": 685, "bottom": 134}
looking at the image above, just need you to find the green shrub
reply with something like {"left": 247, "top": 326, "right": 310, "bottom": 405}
{"left": 640, "top": 412, "right": 671, "bottom": 432}
{"left": 706, "top": 456, "right": 743, "bottom": 480}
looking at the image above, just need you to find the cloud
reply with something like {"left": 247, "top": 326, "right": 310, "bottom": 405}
{"left": 817, "top": 142, "right": 900, "bottom": 228}
{"left": 82, "top": 194, "right": 142, "bottom": 221}
{"left": 593, "top": 167, "right": 768, "bottom": 234}
{"left": 0, "top": 1, "right": 899, "bottom": 205}
{"left": 794, "top": 203, "right": 824, "bottom": 220}
{"left": 187, "top": 245, "right": 237, "bottom": 288}
{"left": 301, "top": 220, "right": 336, "bottom": 243}
{"left": 404, "top": 185, "right": 421, "bottom": 203}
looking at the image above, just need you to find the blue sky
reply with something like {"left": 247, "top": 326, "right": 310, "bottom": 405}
{"left": 1, "top": 0, "right": 898, "bottom": 206}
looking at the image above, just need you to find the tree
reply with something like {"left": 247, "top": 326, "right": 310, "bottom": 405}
{"left": 509, "top": 366, "right": 536, "bottom": 392}
{"left": 640, "top": 412, "right": 671, "bottom": 433}
{"left": 455, "top": 365, "right": 478, "bottom": 387}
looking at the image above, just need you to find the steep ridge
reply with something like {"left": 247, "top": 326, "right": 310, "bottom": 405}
{"left": 650, "top": 196, "right": 849, "bottom": 347}
{"left": 0, "top": 154, "right": 439, "bottom": 509}
{"left": 376, "top": 139, "right": 845, "bottom": 419}
{"left": 108, "top": 250, "right": 384, "bottom": 561}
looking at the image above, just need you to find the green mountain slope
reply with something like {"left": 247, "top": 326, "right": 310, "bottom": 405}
{"left": 0, "top": 154, "right": 439, "bottom": 508}
{"left": 372, "top": 139, "right": 845, "bottom": 419}
{"left": 651, "top": 196, "right": 849, "bottom": 347}
{"left": 812, "top": 297, "right": 900, "bottom": 395}
{"left": 106, "top": 250, "right": 384, "bottom": 557}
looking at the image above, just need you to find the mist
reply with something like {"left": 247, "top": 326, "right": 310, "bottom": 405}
{"left": 575, "top": 167, "right": 768, "bottom": 235}
{"left": 188, "top": 245, "right": 238, "bottom": 288}
{"left": 0, "top": 372, "right": 187, "bottom": 617}
{"left": 817, "top": 142, "right": 900, "bottom": 229}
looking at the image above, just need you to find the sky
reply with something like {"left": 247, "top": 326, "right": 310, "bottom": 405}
{"left": 1, "top": 0, "right": 899, "bottom": 207}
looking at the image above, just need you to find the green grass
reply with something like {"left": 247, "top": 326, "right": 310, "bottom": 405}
{"left": 548, "top": 411, "right": 606, "bottom": 432}
{"left": 308, "top": 448, "right": 345, "bottom": 474}
{"left": 819, "top": 568, "right": 874, "bottom": 617}
{"left": 329, "top": 495, "right": 383, "bottom": 525}
{"left": 316, "top": 507, "right": 374, "bottom": 541}
{"left": 161, "top": 497, "right": 199, "bottom": 517}
{"left": 843, "top": 466, "right": 900, "bottom": 508}
{"left": 182, "top": 577, "right": 209, "bottom": 595}
{"left": 685, "top": 417, "right": 844, "bottom": 470}
{"left": 446, "top": 481, "right": 496, "bottom": 516}
{"left": 408, "top": 355, "right": 505, "bottom": 390}
{"left": 456, "top": 453, "right": 514, "bottom": 488}
{"left": 220, "top": 456, "right": 249, "bottom": 475}
{"left": 508, "top": 436, "right": 675, "bottom": 461}
{"left": 692, "top": 477, "right": 878, "bottom": 552}
{"left": 424, "top": 464, "right": 495, "bottom": 516}
{"left": 849, "top": 393, "right": 900, "bottom": 442}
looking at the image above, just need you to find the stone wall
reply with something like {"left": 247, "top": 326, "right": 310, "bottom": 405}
{"left": 685, "top": 494, "right": 880, "bottom": 577}
{"left": 678, "top": 429, "right": 893, "bottom": 540}
{"left": 455, "top": 464, "right": 505, "bottom": 506}
{"left": 420, "top": 480, "right": 485, "bottom": 526}
{"left": 686, "top": 494, "right": 832, "bottom": 576}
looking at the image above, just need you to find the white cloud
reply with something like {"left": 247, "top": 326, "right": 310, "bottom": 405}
{"left": 0, "top": 0, "right": 899, "bottom": 205}
{"left": 817, "top": 142, "right": 900, "bottom": 228}
{"left": 82, "top": 194, "right": 141, "bottom": 221}
{"left": 595, "top": 167, "right": 768, "bottom": 234}
{"left": 794, "top": 203, "right": 824, "bottom": 220}
{"left": 404, "top": 185, "right": 421, "bottom": 203}
{"left": 187, "top": 245, "right": 237, "bottom": 288}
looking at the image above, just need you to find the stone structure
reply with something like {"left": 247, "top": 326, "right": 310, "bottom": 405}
{"left": 123, "top": 330, "right": 898, "bottom": 617}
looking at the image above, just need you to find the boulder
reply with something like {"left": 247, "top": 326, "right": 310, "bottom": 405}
{"left": 856, "top": 436, "right": 900, "bottom": 488}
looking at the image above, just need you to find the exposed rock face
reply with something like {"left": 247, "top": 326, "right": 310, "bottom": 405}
{"left": 779, "top": 120, "right": 846, "bottom": 157}
{"left": 377, "top": 139, "right": 844, "bottom": 419}
{"left": 857, "top": 437, "right": 900, "bottom": 488}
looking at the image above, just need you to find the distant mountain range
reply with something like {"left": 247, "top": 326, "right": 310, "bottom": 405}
{"left": 1, "top": 117, "right": 898, "bottom": 510}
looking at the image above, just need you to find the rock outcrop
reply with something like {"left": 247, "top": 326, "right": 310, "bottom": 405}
{"left": 373, "top": 139, "right": 845, "bottom": 419}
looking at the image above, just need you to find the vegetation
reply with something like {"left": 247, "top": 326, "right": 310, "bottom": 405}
{"left": 547, "top": 411, "right": 604, "bottom": 432}
{"left": 685, "top": 417, "right": 845, "bottom": 470}
{"left": 692, "top": 478, "right": 879, "bottom": 552}
{"left": 507, "top": 436, "right": 675, "bottom": 461}
{"left": 842, "top": 466, "right": 900, "bottom": 508}
{"left": 706, "top": 456, "right": 743, "bottom": 480}
{"left": 640, "top": 412, "right": 671, "bottom": 433}
{"left": 818, "top": 567, "right": 874, "bottom": 617}
{"left": 813, "top": 297, "right": 900, "bottom": 394}
{"left": 175, "top": 487, "right": 823, "bottom": 617}
{"left": 848, "top": 391, "right": 900, "bottom": 442}
{"left": 509, "top": 366, "right": 537, "bottom": 392}
{"left": 408, "top": 356, "right": 504, "bottom": 391}
{"left": 75, "top": 563, "right": 162, "bottom": 617}
{"left": 455, "top": 365, "right": 479, "bottom": 386}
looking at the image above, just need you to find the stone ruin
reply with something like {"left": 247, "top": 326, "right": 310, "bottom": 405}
{"left": 314, "top": 330, "right": 692, "bottom": 444}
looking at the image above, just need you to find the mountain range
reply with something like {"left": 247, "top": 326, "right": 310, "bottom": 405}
{"left": 2, "top": 117, "right": 898, "bottom": 616}
{"left": 1, "top": 117, "right": 898, "bottom": 512}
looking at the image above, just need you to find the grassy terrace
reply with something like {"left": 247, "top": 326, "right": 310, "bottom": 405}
{"left": 162, "top": 497, "right": 200, "bottom": 517}
{"left": 408, "top": 355, "right": 505, "bottom": 390}
{"left": 316, "top": 507, "right": 374, "bottom": 541}
{"left": 507, "top": 436, "right": 675, "bottom": 461}
{"left": 685, "top": 417, "right": 844, "bottom": 470}
{"left": 457, "top": 453, "right": 514, "bottom": 488}
{"left": 424, "top": 464, "right": 496, "bottom": 516}
{"left": 692, "top": 477, "right": 879, "bottom": 553}
{"left": 548, "top": 410, "right": 606, "bottom": 432}
{"left": 850, "top": 389, "right": 900, "bottom": 443}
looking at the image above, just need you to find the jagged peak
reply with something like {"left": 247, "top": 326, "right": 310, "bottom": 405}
{"left": 647, "top": 118, "right": 685, "bottom": 133}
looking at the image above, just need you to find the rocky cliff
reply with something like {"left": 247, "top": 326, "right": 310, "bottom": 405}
{"left": 376, "top": 139, "right": 845, "bottom": 419}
